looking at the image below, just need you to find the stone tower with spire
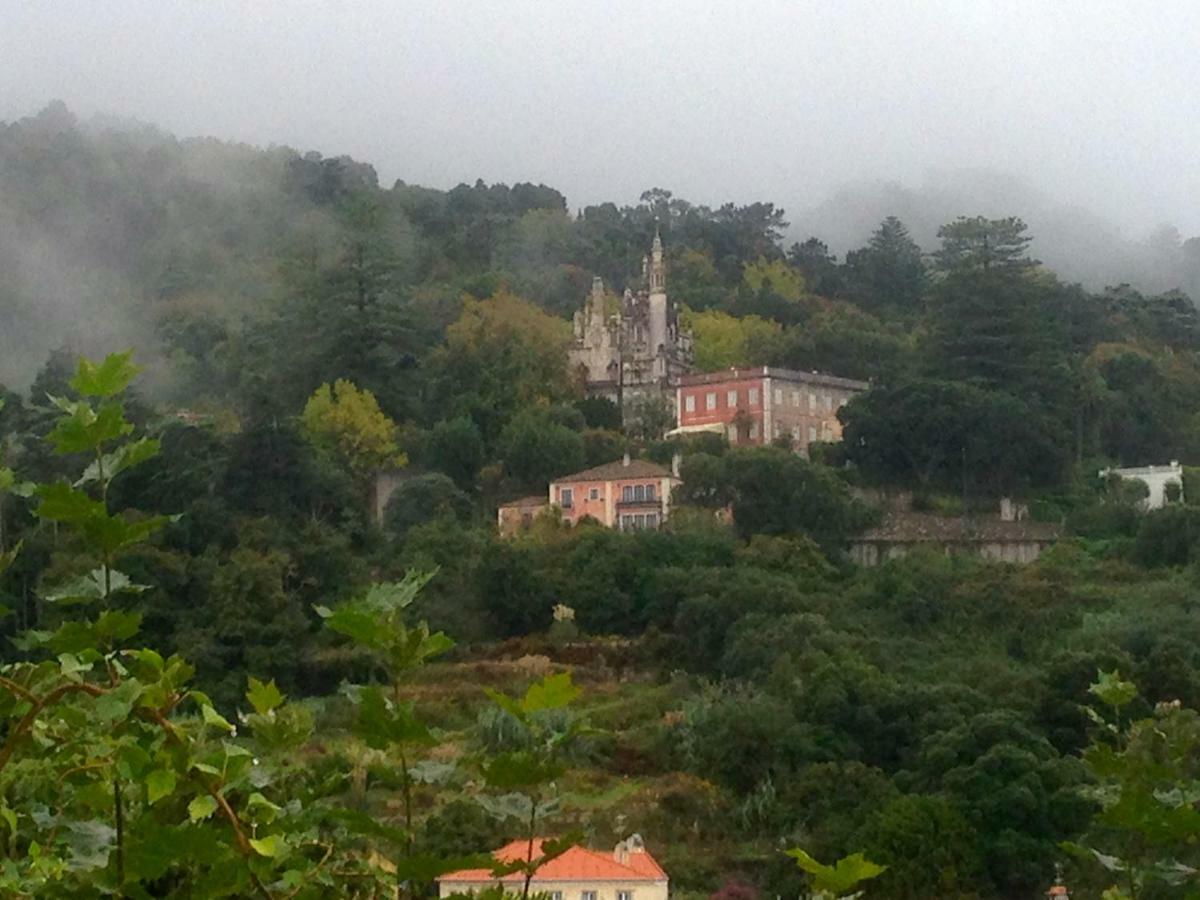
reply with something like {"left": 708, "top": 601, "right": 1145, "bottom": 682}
{"left": 569, "top": 229, "right": 694, "bottom": 426}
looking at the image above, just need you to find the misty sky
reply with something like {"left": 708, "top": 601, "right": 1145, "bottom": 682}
{"left": 4, "top": 0, "right": 1200, "bottom": 237}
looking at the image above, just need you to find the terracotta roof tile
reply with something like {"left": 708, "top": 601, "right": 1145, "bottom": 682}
{"left": 440, "top": 839, "right": 667, "bottom": 884}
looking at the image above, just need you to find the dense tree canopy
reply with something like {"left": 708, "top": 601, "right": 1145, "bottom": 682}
{"left": 8, "top": 105, "right": 1200, "bottom": 899}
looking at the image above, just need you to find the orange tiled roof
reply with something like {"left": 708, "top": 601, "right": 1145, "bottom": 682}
{"left": 440, "top": 839, "right": 667, "bottom": 883}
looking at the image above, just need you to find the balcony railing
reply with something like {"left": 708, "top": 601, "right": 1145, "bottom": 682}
{"left": 617, "top": 497, "right": 662, "bottom": 510}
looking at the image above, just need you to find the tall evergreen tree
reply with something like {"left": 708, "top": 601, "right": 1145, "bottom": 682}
{"left": 844, "top": 216, "right": 927, "bottom": 312}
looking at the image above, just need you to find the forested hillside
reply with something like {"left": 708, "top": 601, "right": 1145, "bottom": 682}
{"left": 5, "top": 103, "right": 1200, "bottom": 898}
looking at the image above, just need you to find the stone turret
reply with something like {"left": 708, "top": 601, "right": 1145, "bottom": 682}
{"left": 647, "top": 225, "right": 668, "bottom": 361}
{"left": 567, "top": 232, "right": 694, "bottom": 427}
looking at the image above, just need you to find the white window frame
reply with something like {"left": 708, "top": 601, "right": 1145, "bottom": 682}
{"left": 749, "top": 422, "right": 759, "bottom": 440}
{"left": 560, "top": 487, "right": 573, "bottom": 508}
{"left": 791, "top": 389, "right": 801, "bottom": 406}
{"left": 589, "top": 487, "right": 599, "bottom": 500}
{"left": 808, "top": 425, "right": 817, "bottom": 442}
{"left": 726, "top": 423, "right": 738, "bottom": 442}
{"left": 748, "top": 387, "right": 760, "bottom": 404}
{"left": 727, "top": 389, "right": 738, "bottom": 407}
{"left": 773, "top": 387, "right": 783, "bottom": 405}
{"left": 705, "top": 392, "right": 717, "bottom": 410}
{"left": 824, "top": 394, "right": 832, "bottom": 411}
{"left": 685, "top": 394, "right": 696, "bottom": 412}
{"left": 808, "top": 392, "right": 817, "bottom": 411}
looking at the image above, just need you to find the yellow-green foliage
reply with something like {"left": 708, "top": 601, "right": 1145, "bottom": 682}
{"left": 441, "top": 291, "right": 574, "bottom": 406}
{"left": 741, "top": 256, "right": 806, "bottom": 302}
{"left": 683, "top": 308, "right": 781, "bottom": 370}
{"left": 302, "top": 379, "right": 406, "bottom": 477}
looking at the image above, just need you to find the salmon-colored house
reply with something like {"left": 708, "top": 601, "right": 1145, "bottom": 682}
{"left": 549, "top": 455, "right": 679, "bottom": 531}
{"left": 438, "top": 836, "right": 669, "bottom": 900}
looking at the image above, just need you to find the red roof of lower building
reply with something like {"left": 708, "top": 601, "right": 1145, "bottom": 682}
{"left": 440, "top": 838, "right": 667, "bottom": 883}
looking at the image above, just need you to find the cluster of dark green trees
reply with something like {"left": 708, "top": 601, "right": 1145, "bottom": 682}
{"left": 7, "top": 103, "right": 1200, "bottom": 897}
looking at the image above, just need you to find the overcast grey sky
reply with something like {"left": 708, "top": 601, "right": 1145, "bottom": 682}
{"left": 4, "top": 0, "right": 1199, "bottom": 237}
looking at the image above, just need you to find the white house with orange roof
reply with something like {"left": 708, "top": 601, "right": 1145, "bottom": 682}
{"left": 437, "top": 835, "right": 668, "bottom": 900}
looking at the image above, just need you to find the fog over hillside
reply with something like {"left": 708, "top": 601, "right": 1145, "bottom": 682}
{"left": 789, "top": 168, "right": 1199, "bottom": 294}
{"left": 4, "top": 100, "right": 1200, "bottom": 392}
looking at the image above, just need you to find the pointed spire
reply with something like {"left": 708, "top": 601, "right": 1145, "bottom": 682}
{"left": 649, "top": 221, "right": 666, "bottom": 294}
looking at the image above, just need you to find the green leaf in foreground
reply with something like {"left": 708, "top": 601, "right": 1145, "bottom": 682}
{"left": 786, "top": 848, "right": 886, "bottom": 897}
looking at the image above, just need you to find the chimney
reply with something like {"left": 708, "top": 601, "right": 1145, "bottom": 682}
{"left": 671, "top": 452, "right": 682, "bottom": 478}
{"left": 623, "top": 452, "right": 631, "bottom": 467}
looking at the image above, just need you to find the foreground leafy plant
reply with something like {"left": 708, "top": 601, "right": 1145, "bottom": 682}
{"left": 785, "top": 848, "right": 885, "bottom": 900}
{"left": 0, "top": 354, "right": 342, "bottom": 896}
{"left": 1066, "top": 669, "right": 1200, "bottom": 900}
{"left": 480, "top": 672, "right": 588, "bottom": 900}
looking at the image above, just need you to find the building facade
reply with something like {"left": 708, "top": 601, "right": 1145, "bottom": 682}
{"left": 496, "top": 494, "right": 550, "bottom": 536}
{"left": 674, "top": 366, "right": 868, "bottom": 454}
{"left": 1099, "top": 461, "right": 1185, "bottom": 509}
{"left": 548, "top": 456, "right": 679, "bottom": 531}
{"left": 438, "top": 837, "right": 668, "bottom": 900}
{"left": 849, "top": 511, "right": 1062, "bottom": 565}
{"left": 569, "top": 230, "right": 694, "bottom": 420}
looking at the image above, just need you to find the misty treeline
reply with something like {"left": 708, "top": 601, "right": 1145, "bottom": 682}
{"left": 7, "top": 102, "right": 1200, "bottom": 898}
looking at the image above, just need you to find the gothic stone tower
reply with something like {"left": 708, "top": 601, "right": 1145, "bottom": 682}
{"left": 569, "top": 229, "right": 694, "bottom": 427}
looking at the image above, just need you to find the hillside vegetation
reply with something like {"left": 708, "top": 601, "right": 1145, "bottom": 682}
{"left": 4, "top": 104, "right": 1200, "bottom": 898}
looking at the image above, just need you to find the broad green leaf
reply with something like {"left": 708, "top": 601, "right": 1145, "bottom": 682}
{"left": 361, "top": 574, "right": 433, "bottom": 612}
{"left": 36, "top": 482, "right": 105, "bottom": 524}
{"left": 146, "top": 769, "right": 176, "bottom": 804}
{"left": 187, "top": 794, "right": 218, "bottom": 822}
{"left": 246, "top": 677, "right": 285, "bottom": 715}
{"left": 786, "top": 849, "right": 886, "bottom": 896}
{"left": 249, "top": 833, "right": 287, "bottom": 858}
{"left": 57, "top": 652, "right": 92, "bottom": 678}
{"left": 75, "top": 438, "right": 161, "bottom": 487}
{"left": 125, "top": 647, "right": 164, "bottom": 675}
{"left": 245, "top": 792, "right": 282, "bottom": 824}
{"left": 317, "top": 603, "right": 384, "bottom": 649}
{"left": 93, "top": 610, "right": 142, "bottom": 643}
{"left": 42, "top": 568, "right": 148, "bottom": 606}
{"left": 94, "top": 679, "right": 143, "bottom": 724}
{"left": 481, "top": 751, "right": 564, "bottom": 790}
{"left": 47, "top": 400, "right": 133, "bottom": 454}
{"left": 201, "top": 704, "right": 235, "bottom": 733}
{"left": 522, "top": 672, "right": 580, "bottom": 713}
{"left": 1091, "top": 669, "right": 1138, "bottom": 710}
{"left": 484, "top": 688, "right": 528, "bottom": 723}
{"left": 353, "top": 685, "right": 432, "bottom": 749}
{"left": 70, "top": 351, "right": 140, "bottom": 399}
